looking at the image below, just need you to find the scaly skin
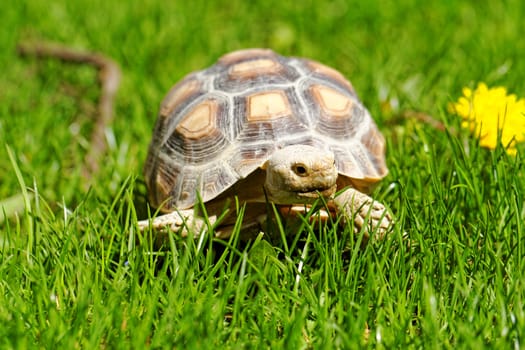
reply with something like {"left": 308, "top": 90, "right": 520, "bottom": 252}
{"left": 332, "top": 188, "right": 392, "bottom": 239}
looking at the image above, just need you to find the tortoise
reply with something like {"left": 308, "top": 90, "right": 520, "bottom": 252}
{"left": 138, "top": 48, "right": 392, "bottom": 239}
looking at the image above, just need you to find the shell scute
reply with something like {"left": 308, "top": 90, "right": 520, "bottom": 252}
{"left": 159, "top": 75, "right": 203, "bottom": 122}
{"left": 232, "top": 87, "right": 310, "bottom": 146}
{"left": 214, "top": 49, "right": 300, "bottom": 93}
{"left": 163, "top": 96, "right": 231, "bottom": 165}
{"left": 301, "top": 59, "right": 357, "bottom": 96}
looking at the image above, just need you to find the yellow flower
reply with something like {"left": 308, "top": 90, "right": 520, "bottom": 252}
{"left": 449, "top": 82, "right": 525, "bottom": 155}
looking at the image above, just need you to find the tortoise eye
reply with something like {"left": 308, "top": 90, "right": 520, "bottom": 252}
{"left": 292, "top": 163, "right": 308, "bottom": 176}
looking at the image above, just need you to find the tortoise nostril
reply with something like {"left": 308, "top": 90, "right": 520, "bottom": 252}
{"left": 292, "top": 163, "right": 308, "bottom": 176}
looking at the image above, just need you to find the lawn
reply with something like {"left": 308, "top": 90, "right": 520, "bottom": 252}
{"left": 1, "top": 0, "right": 525, "bottom": 348}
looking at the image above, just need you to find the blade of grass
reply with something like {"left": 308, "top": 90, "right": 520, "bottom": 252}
{"left": 6, "top": 145, "right": 34, "bottom": 264}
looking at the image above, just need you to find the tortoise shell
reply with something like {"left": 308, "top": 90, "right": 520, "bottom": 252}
{"left": 144, "top": 48, "right": 387, "bottom": 211}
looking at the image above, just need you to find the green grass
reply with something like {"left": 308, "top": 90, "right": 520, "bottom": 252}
{"left": 2, "top": 0, "right": 525, "bottom": 348}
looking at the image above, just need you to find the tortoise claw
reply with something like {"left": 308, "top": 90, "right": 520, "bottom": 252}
{"left": 334, "top": 188, "right": 393, "bottom": 239}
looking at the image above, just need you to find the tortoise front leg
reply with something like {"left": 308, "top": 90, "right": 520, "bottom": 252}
{"left": 137, "top": 209, "right": 216, "bottom": 237}
{"left": 333, "top": 188, "right": 392, "bottom": 239}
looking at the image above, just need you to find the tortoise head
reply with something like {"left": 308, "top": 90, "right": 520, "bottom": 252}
{"left": 262, "top": 145, "right": 338, "bottom": 204}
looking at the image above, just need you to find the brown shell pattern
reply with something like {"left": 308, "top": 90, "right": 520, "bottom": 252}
{"left": 144, "top": 48, "right": 388, "bottom": 210}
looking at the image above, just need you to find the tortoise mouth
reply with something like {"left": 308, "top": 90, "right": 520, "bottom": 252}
{"left": 295, "top": 184, "right": 337, "bottom": 199}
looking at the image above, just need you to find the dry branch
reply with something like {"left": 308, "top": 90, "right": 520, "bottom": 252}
{"left": 18, "top": 42, "right": 121, "bottom": 184}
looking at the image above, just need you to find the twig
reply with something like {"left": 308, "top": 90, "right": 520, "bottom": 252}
{"left": 385, "top": 109, "right": 458, "bottom": 135}
{"left": 18, "top": 42, "right": 121, "bottom": 185}
{"left": 401, "top": 110, "right": 448, "bottom": 132}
